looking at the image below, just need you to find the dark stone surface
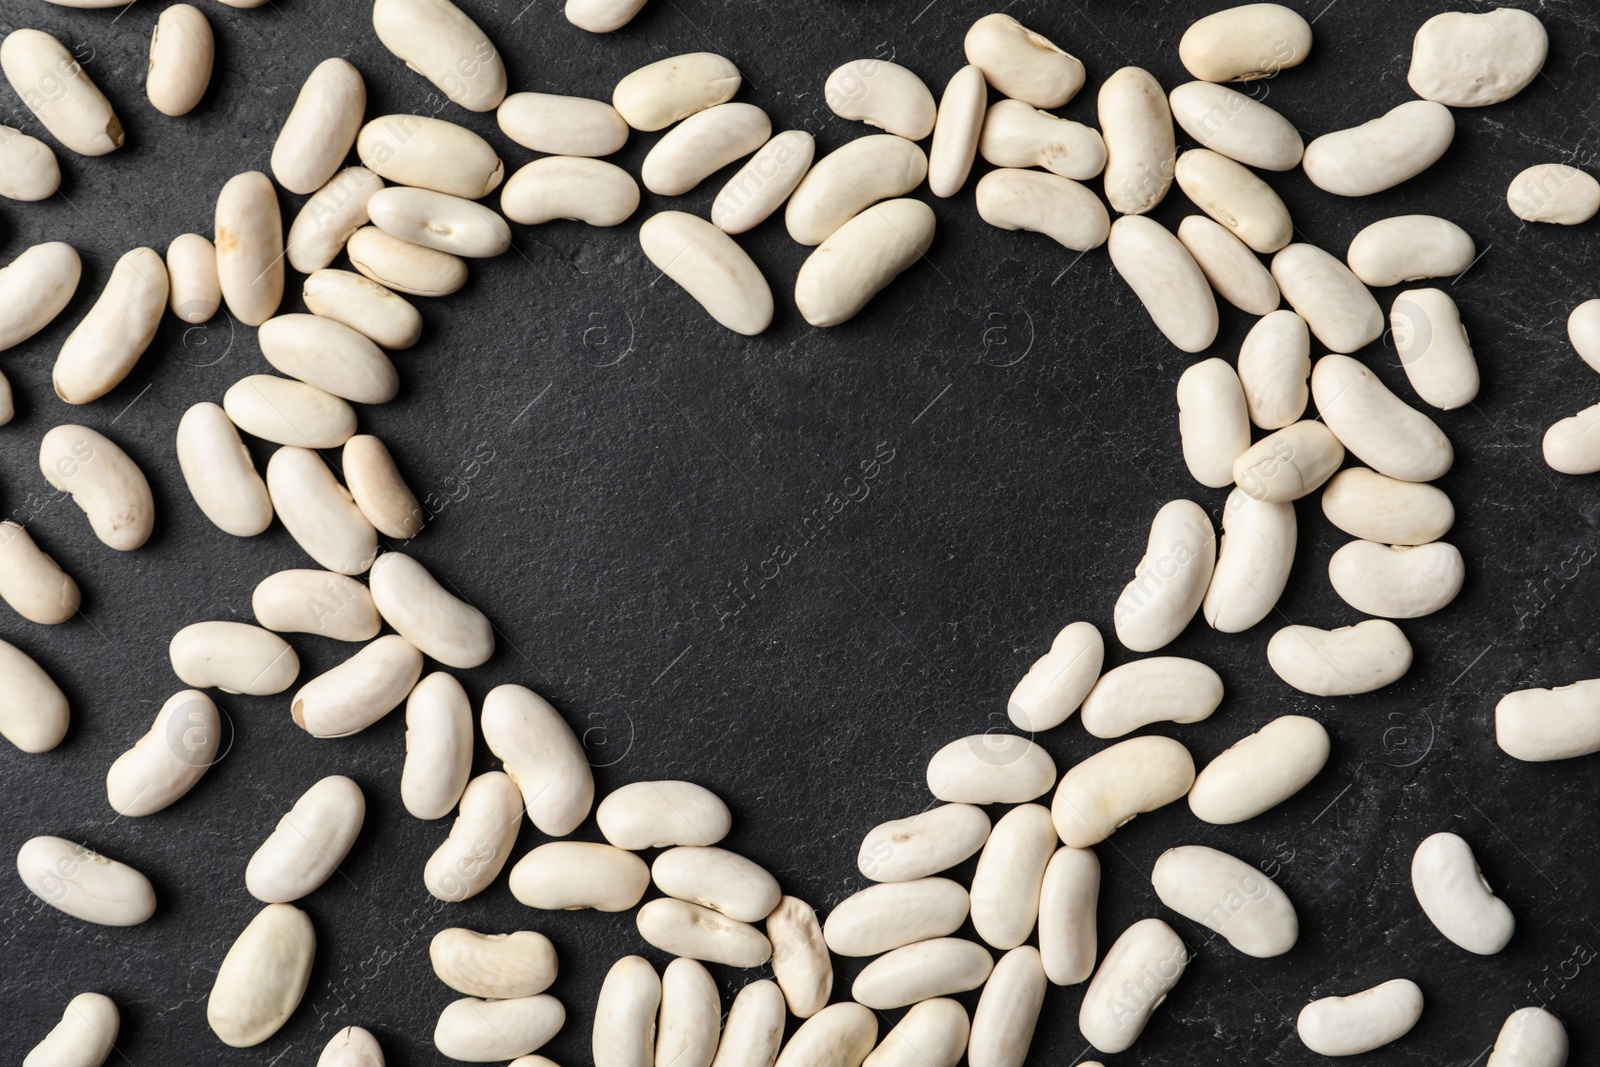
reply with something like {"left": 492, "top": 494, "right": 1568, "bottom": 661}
{"left": 2, "top": 0, "right": 1599, "bottom": 1063}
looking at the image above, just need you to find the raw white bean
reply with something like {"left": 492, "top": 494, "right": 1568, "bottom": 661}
{"left": 104, "top": 694, "right": 219, "bottom": 819}
{"left": 1174, "top": 148, "right": 1292, "bottom": 253}
{"left": 963, "top": 14, "right": 1083, "bottom": 107}
{"left": 371, "top": 552, "right": 492, "bottom": 667}
{"left": 643, "top": 102, "right": 770, "bottom": 196}
{"left": 272, "top": 59, "right": 365, "bottom": 194}
{"left": 1100, "top": 67, "right": 1175, "bottom": 215}
{"left": 1112, "top": 498, "right": 1215, "bottom": 652}
{"left": 1329, "top": 540, "right": 1463, "bottom": 618}
{"left": 1179, "top": 4, "right": 1311, "bottom": 82}
{"left": 215, "top": 171, "right": 284, "bottom": 326}
{"left": 1321, "top": 468, "right": 1453, "bottom": 545}
{"left": 1079, "top": 919, "right": 1187, "bottom": 1054}
{"left": 266, "top": 447, "right": 377, "bottom": 575}
{"left": 636, "top": 898, "right": 772, "bottom": 968}
{"left": 1080, "top": 657, "right": 1223, "bottom": 738}
{"left": 0, "top": 124, "right": 60, "bottom": 201}
{"left": 403, "top": 672, "right": 472, "bottom": 819}
{"left": 1238, "top": 309, "right": 1309, "bottom": 429}
{"left": 304, "top": 269, "right": 422, "bottom": 349}
{"left": 825, "top": 60, "right": 935, "bottom": 141}
{"left": 613, "top": 53, "right": 740, "bottom": 132}
{"left": 318, "top": 1027, "right": 384, "bottom": 1067}
{"left": 1267, "top": 619, "right": 1412, "bottom": 696}
{"left": 968, "top": 947, "right": 1044, "bottom": 1067}
{"left": 1050, "top": 736, "right": 1195, "bottom": 848}
{"left": 431, "top": 928, "right": 557, "bottom": 998}
{"left": 0, "top": 522, "right": 79, "bottom": 624}
{"left": 25, "top": 992, "right": 118, "bottom": 1067}
{"left": 864, "top": 999, "right": 967, "bottom": 1067}
{"left": 1176, "top": 215, "right": 1280, "bottom": 316}
{"left": 482, "top": 683, "right": 592, "bottom": 834}
{"left": 1152, "top": 844, "right": 1297, "bottom": 957}
{"left": 926, "top": 733, "right": 1055, "bottom": 804}
{"left": 640, "top": 211, "right": 772, "bottom": 336}
{"left": 345, "top": 438, "right": 422, "bottom": 539}
{"left": 776, "top": 1003, "right": 876, "bottom": 1067}
{"left": 852, "top": 938, "right": 993, "bottom": 1009}
{"left": 1232, "top": 420, "right": 1344, "bottom": 502}
{"left": 17, "top": 836, "right": 154, "bottom": 925}
{"left": 970, "top": 803, "right": 1055, "bottom": 950}
{"left": 710, "top": 981, "right": 785, "bottom": 1067}
{"left": 510, "top": 841, "right": 649, "bottom": 911}
{"left": 1392, "top": 287, "right": 1478, "bottom": 409}
{"left": 169, "top": 621, "right": 297, "bottom": 695}
{"left": 1107, "top": 215, "right": 1217, "bottom": 353}
{"left": 424, "top": 770, "right": 523, "bottom": 901}
{"left": 658, "top": 958, "right": 720, "bottom": 1067}
{"left": 40, "top": 425, "right": 154, "bottom": 551}
{"left": 291, "top": 635, "right": 421, "bottom": 737}
{"left": 1168, "top": 81, "right": 1302, "bottom": 170}
{"left": 0, "top": 243, "right": 80, "bottom": 350}
{"left": 224, "top": 375, "right": 356, "bottom": 449}
{"left": 1038, "top": 846, "right": 1098, "bottom": 985}
{"left": 786, "top": 135, "right": 927, "bottom": 246}
{"left": 1488, "top": 1007, "right": 1568, "bottom": 1067}
{"left": 503, "top": 157, "right": 640, "bottom": 227}
{"left": 1545, "top": 403, "right": 1600, "bottom": 474}
{"left": 253, "top": 568, "right": 378, "bottom": 642}
{"left": 261, "top": 314, "right": 398, "bottom": 404}
{"left": 207, "top": 904, "right": 315, "bottom": 1047}
{"left": 369, "top": 186, "right": 511, "bottom": 258}
{"left": 711, "top": 130, "right": 814, "bottom": 233}
{"left": 566, "top": 0, "right": 648, "bottom": 32}
{"left": 1177, "top": 358, "right": 1251, "bottom": 487}
{"left": 288, "top": 169, "right": 384, "bottom": 274}
{"left": 1571, "top": 299, "right": 1600, "bottom": 373}
{"left": 175, "top": 403, "right": 271, "bottom": 537}
{"left": 796, "top": 199, "right": 935, "bottom": 328}
{"left": 1347, "top": 215, "right": 1475, "bottom": 288}
{"left": 1271, "top": 243, "right": 1382, "bottom": 352}
{"left": 655, "top": 846, "right": 779, "bottom": 922}
{"left": 1409, "top": 9, "right": 1547, "bottom": 107}
{"left": 1412, "top": 832, "right": 1513, "bottom": 954}
{"left": 0, "top": 30, "right": 123, "bottom": 156}
{"left": 246, "top": 775, "right": 365, "bottom": 903}
{"left": 372, "top": 0, "right": 505, "bottom": 112}
{"left": 0, "top": 372, "right": 11, "bottom": 425}
{"left": 1203, "top": 489, "right": 1295, "bottom": 632}
{"left": 1497, "top": 679, "right": 1600, "bottom": 761}
{"left": 1297, "top": 979, "right": 1423, "bottom": 1057}
{"left": 1507, "top": 164, "right": 1600, "bottom": 225}
{"left": 1007, "top": 621, "right": 1102, "bottom": 732}
{"left": 1189, "top": 715, "right": 1329, "bottom": 823}
{"left": 147, "top": 5, "right": 213, "bottom": 117}
{"left": 1313, "top": 353, "right": 1452, "bottom": 480}
{"left": 166, "top": 233, "right": 220, "bottom": 323}
{"left": 350, "top": 226, "right": 469, "bottom": 297}
{"left": 824, "top": 878, "right": 968, "bottom": 957}
{"left": 435, "top": 996, "right": 564, "bottom": 1062}
{"left": 928, "top": 66, "right": 985, "bottom": 198}
{"left": 357, "top": 113, "right": 503, "bottom": 198}
{"left": 498, "top": 92, "right": 629, "bottom": 156}
{"left": 857, "top": 804, "right": 989, "bottom": 882}
{"left": 595, "top": 956, "right": 660, "bottom": 1067}
{"left": 53, "top": 247, "right": 168, "bottom": 404}
{"left": 976, "top": 169, "right": 1109, "bottom": 253}
{"left": 0, "top": 639, "right": 69, "bottom": 752}
{"left": 1303, "top": 101, "right": 1454, "bottom": 197}
{"left": 978, "top": 99, "right": 1106, "bottom": 181}
{"left": 598, "top": 780, "right": 731, "bottom": 849}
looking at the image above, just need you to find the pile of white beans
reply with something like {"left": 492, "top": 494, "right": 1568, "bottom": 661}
{"left": 0, "top": 1, "right": 1589, "bottom": 1065}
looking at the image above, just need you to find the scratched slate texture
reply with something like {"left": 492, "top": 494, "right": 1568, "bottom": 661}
{"left": 1, "top": 0, "right": 1599, "bottom": 1063}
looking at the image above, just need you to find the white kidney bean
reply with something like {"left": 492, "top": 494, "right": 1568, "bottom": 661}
{"left": 1152, "top": 844, "right": 1297, "bottom": 957}
{"left": 1203, "top": 489, "right": 1295, "bottom": 632}
{"left": 1412, "top": 832, "right": 1513, "bottom": 954}
{"left": 271, "top": 59, "right": 364, "bottom": 194}
{"left": 1099, "top": 67, "right": 1174, "bottom": 214}
{"left": 1312, "top": 353, "right": 1453, "bottom": 480}
{"left": 0, "top": 522, "right": 79, "bottom": 624}
{"left": 1267, "top": 619, "right": 1412, "bottom": 696}
{"left": 598, "top": 780, "right": 730, "bottom": 849}
{"left": 25, "top": 992, "right": 118, "bottom": 1067}
{"left": 1303, "top": 100, "right": 1454, "bottom": 197}
{"left": 0, "top": 638, "right": 69, "bottom": 752}
{"left": 658, "top": 958, "right": 720, "bottom": 1067}
{"left": 852, "top": 938, "right": 993, "bottom": 1010}
{"left": 261, "top": 314, "right": 398, "bottom": 404}
{"left": 304, "top": 269, "right": 422, "bottom": 351}
{"left": 166, "top": 233, "right": 220, "bottom": 324}
{"left": 0, "top": 124, "right": 60, "bottom": 201}
{"left": 825, "top": 59, "right": 936, "bottom": 141}
{"left": 318, "top": 1026, "right": 384, "bottom": 1067}
{"left": 266, "top": 447, "right": 377, "bottom": 575}
{"left": 595, "top": 956, "right": 660, "bottom": 1067}
{"left": 53, "top": 247, "right": 168, "bottom": 405}
{"left": 1571, "top": 299, "right": 1600, "bottom": 373}
{"left": 1321, "top": 467, "right": 1453, "bottom": 545}
{"left": 1497, "top": 679, "right": 1600, "bottom": 761}
{"left": 640, "top": 211, "right": 772, "bottom": 335}
{"left": 963, "top": 13, "right": 1082, "bottom": 107}
{"left": 1081, "top": 657, "right": 1223, "bottom": 738}
{"left": 1238, "top": 310, "right": 1309, "bottom": 429}
{"left": 288, "top": 169, "right": 384, "bottom": 274}
{"left": 652, "top": 846, "right": 779, "bottom": 923}
{"left": 1180, "top": 3, "right": 1310, "bottom": 82}
{"left": 1176, "top": 215, "right": 1280, "bottom": 316}
{"left": 169, "top": 621, "right": 297, "bottom": 695}
{"left": 400, "top": 672, "right": 471, "bottom": 819}
{"left": 926, "top": 733, "right": 1055, "bottom": 804}
{"left": 1392, "top": 287, "right": 1479, "bottom": 409}
{"left": 1347, "top": 215, "right": 1475, "bottom": 288}
{"left": 1168, "top": 80, "right": 1302, "bottom": 170}
{"left": 435, "top": 996, "right": 564, "bottom": 1062}
{"left": 1113, "top": 498, "right": 1215, "bottom": 652}
{"left": 796, "top": 199, "right": 934, "bottom": 328}
{"left": 481, "top": 683, "right": 592, "bottom": 834}
{"left": 370, "top": 552, "right": 492, "bottom": 667}
{"left": 369, "top": 186, "right": 511, "bottom": 258}
{"left": 928, "top": 66, "right": 985, "bottom": 198}
{"left": 147, "top": 5, "right": 212, "bottom": 117}
{"left": 344, "top": 438, "right": 420, "bottom": 540}
{"left": 0, "top": 242, "right": 79, "bottom": 350}
{"left": 499, "top": 91, "right": 629, "bottom": 156}
{"left": 175, "top": 403, "right": 270, "bottom": 537}
{"left": 776, "top": 1003, "right": 876, "bottom": 1067}
{"left": 1079, "top": 919, "right": 1186, "bottom": 1054}
{"left": 1038, "top": 846, "right": 1099, "bottom": 985}
{"left": 1488, "top": 1007, "right": 1568, "bottom": 1067}
{"left": 1409, "top": 9, "right": 1547, "bottom": 107}
{"left": 40, "top": 425, "right": 154, "bottom": 551}
{"left": 864, "top": 999, "right": 967, "bottom": 1067}
{"left": 1177, "top": 358, "right": 1250, "bottom": 487}
{"left": 613, "top": 53, "right": 739, "bottom": 132}
{"left": 291, "top": 635, "right": 421, "bottom": 737}
{"left": 643, "top": 102, "right": 770, "bottom": 196}
{"left": 215, "top": 171, "right": 284, "bottom": 326}
{"left": 978, "top": 99, "right": 1106, "bottom": 181}
{"left": 824, "top": 878, "right": 967, "bottom": 957}
{"left": 510, "top": 841, "right": 649, "bottom": 911}
{"left": 1545, "top": 403, "right": 1600, "bottom": 474}
{"left": 857, "top": 804, "right": 989, "bottom": 882}
{"left": 1051, "top": 736, "right": 1195, "bottom": 848}
{"left": 968, "top": 947, "right": 1045, "bottom": 1067}
{"left": 246, "top": 775, "right": 365, "bottom": 903}
{"left": 253, "top": 568, "right": 377, "bottom": 642}
{"left": 1007, "top": 621, "right": 1102, "bottom": 732}
{"left": 566, "top": 0, "right": 648, "bottom": 32}
{"left": 710, "top": 981, "right": 785, "bottom": 1067}
{"left": 207, "top": 904, "right": 314, "bottom": 1047}
{"left": 431, "top": 928, "right": 557, "bottom": 999}
{"left": 17, "top": 836, "right": 155, "bottom": 926}
{"left": 636, "top": 898, "right": 772, "bottom": 968}
{"left": 424, "top": 770, "right": 522, "bottom": 901}
{"left": 1189, "top": 715, "right": 1329, "bottom": 823}
{"left": 1297, "top": 979, "right": 1423, "bottom": 1056}
{"left": 372, "top": 0, "right": 505, "bottom": 112}
{"left": 502, "top": 157, "right": 640, "bottom": 227}
{"left": 1175, "top": 148, "right": 1292, "bottom": 253}
{"left": 1329, "top": 539, "right": 1463, "bottom": 618}
{"left": 711, "top": 130, "right": 814, "bottom": 233}
{"left": 1233, "top": 420, "right": 1343, "bottom": 502}
{"left": 224, "top": 375, "right": 356, "bottom": 450}
{"left": 1271, "top": 242, "right": 1382, "bottom": 352}
{"left": 357, "top": 113, "right": 503, "bottom": 198}
{"left": 975, "top": 169, "right": 1109, "bottom": 253}
{"left": 1507, "top": 164, "right": 1600, "bottom": 225}
{"left": 786, "top": 135, "right": 927, "bottom": 245}
{"left": 970, "top": 804, "right": 1055, "bottom": 950}
{"left": 0, "top": 30, "right": 123, "bottom": 156}
{"left": 105, "top": 690, "right": 218, "bottom": 817}
{"left": 1107, "top": 215, "right": 1217, "bottom": 353}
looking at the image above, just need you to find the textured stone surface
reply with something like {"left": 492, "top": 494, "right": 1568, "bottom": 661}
{"left": 0, "top": 0, "right": 1597, "bottom": 1064}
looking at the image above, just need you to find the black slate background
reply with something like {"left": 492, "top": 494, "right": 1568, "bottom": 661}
{"left": 2, "top": 0, "right": 1600, "bottom": 1063}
